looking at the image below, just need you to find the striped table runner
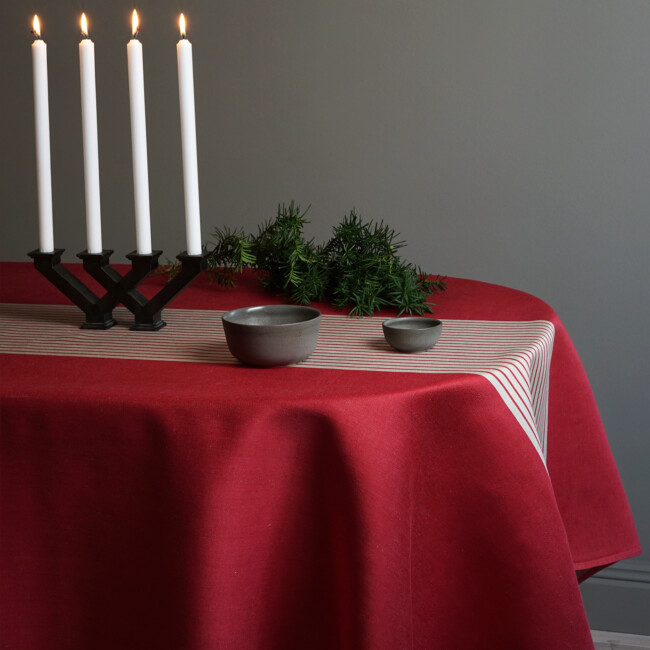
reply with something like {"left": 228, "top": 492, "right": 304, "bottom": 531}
{"left": 0, "top": 303, "right": 554, "bottom": 464}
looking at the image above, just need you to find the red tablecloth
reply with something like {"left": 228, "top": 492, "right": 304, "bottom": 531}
{"left": 0, "top": 262, "right": 640, "bottom": 650}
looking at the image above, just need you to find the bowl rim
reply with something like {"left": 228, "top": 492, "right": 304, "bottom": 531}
{"left": 382, "top": 316, "right": 442, "bottom": 331}
{"left": 222, "top": 304, "right": 322, "bottom": 327}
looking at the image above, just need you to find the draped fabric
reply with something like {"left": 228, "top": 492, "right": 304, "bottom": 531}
{"left": 0, "top": 263, "right": 640, "bottom": 650}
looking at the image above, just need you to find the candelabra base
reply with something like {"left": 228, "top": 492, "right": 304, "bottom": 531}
{"left": 29, "top": 248, "right": 209, "bottom": 331}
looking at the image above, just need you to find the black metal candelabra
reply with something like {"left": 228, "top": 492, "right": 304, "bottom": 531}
{"left": 29, "top": 248, "right": 208, "bottom": 330}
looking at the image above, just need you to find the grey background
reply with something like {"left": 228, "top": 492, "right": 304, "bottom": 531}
{"left": 2, "top": 0, "right": 649, "bottom": 635}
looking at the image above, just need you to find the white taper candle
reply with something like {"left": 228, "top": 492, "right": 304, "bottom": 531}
{"left": 79, "top": 13, "right": 103, "bottom": 254}
{"left": 127, "top": 10, "right": 152, "bottom": 254}
{"left": 31, "top": 16, "right": 54, "bottom": 252}
{"left": 176, "top": 14, "right": 202, "bottom": 256}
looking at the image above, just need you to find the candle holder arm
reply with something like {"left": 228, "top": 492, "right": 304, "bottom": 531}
{"left": 79, "top": 250, "right": 208, "bottom": 331}
{"left": 80, "top": 250, "right": 161, "bottom": 326}
{"left": 126, "top": 251, "right": 208, "bottom": 331}
{"left": 28, "top": 248, "right": 117, "bottom": 329}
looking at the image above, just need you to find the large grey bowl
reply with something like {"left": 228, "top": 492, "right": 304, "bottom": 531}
{"left": 222, "top": 305, "right": 321, "bottom": 367}
{"left": 382, "top": 317, "right": 442, "bottom": 353}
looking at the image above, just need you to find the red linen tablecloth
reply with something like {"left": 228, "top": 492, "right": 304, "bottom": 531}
{"left": 0, "top": 262, "right": 640, "bottom": 650}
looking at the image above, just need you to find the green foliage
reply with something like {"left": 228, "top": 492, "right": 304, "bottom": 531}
{"left": 319, "top": 210, "right": 446, "bottom": 316}
{"left": 206, "top": 226, "right": 255, "bottom": 288}
{"left": 155, "top": 258, "right": 182, "bottom": 281}
{"left": 159, "top": 202, "right": 446, "bottom": 316}
{"left": 252, "top": 202, "right": 328, "bottom": 303}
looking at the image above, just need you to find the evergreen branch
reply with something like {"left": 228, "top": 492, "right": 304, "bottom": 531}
{"left": 156, "top": 203, "right": 446, "bottom": 316}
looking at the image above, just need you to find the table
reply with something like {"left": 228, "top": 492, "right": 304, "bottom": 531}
{"left": 0, "top": 262, "right": 640, "bottom": 650}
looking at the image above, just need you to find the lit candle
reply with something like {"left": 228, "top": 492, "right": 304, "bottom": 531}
{"left": 31, "top": 16, "right": 54, "bottom": 252}
{"left": 127, "top": 9, "right": 152, "bottom": 254}
{"left": 79, "top": 13, "right": 103, "bottom": 254}
{"left": 176, "top": 14, "right": 202, "bottom": 255}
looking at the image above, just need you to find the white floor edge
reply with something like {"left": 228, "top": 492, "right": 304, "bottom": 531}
{"left": 592, "top": 630, "right": 650, "bottom": 649}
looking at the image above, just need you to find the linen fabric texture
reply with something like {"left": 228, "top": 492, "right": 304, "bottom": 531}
{"left": 0, "top": 264, "right": 640, "bottom": 650}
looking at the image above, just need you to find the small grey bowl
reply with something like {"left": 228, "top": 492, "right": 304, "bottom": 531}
{"left": 382, "top": 317, "right": 442, "bottom": 353}
{"left": 222, "top": 305, "right": 321, "bottom": 367}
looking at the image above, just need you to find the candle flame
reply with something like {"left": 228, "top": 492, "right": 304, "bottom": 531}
{"left": 179, "top": 13, "right": 186, "bottom": 38}
{"left": 81, "top": 13, "right": 88, "bottom": 38}
{"left": 33, "top": 15, "right": 41, "bottom": 38}
{"left": 132, "top": 10, "right": 139, "bottom": 37}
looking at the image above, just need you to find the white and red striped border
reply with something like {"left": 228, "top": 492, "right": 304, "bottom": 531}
{"left": 0, "top": 304, "right": 554, "bottom": 464}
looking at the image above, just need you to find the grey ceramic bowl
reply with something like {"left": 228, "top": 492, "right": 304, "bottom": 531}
{"left": 222, "top": 305, "right": 321, "bottom": 367}
{"left": 382, "top": 317, "right": 442, "bottom": 353}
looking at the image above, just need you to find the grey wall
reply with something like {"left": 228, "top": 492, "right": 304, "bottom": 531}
{"left": 2, "top": 0, "right": 649, "bottom": 634}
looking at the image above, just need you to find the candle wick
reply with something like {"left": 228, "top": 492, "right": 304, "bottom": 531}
{"left": 81, "top": 33, "right": 89, "bottom": 40}
{"left": 32, "top": 32, "right": 41, "bottom": 40}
